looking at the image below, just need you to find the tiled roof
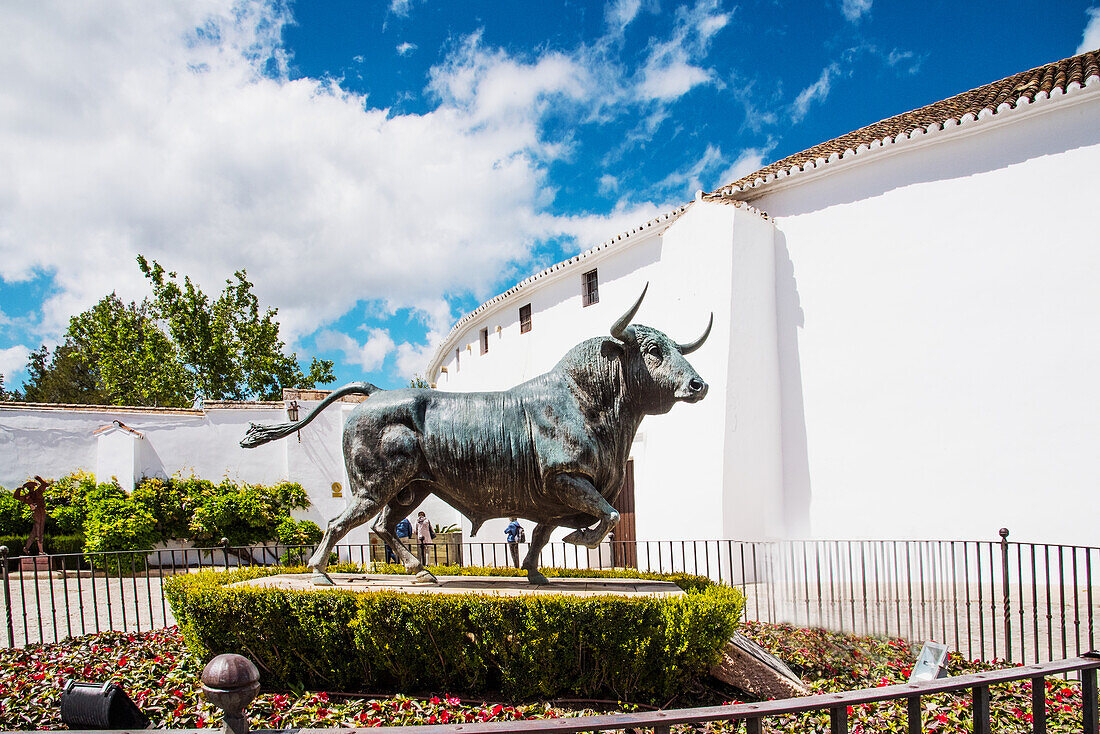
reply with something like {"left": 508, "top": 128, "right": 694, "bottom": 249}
{"left": 709, "top": 49, "right": 1100, "bottom": 198}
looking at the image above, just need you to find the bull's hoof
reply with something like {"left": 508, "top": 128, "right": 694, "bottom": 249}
{"left": 413, "top": 569, "right": 438, "bottom": 585}
{"left": 526, "top": 569, "right": 549, "bottom": 586}
{"left": 562, "top": 528, "right": 603, "bottom": 549}
{"left": 311, "top": 571, "right": 335, "bottom": 586}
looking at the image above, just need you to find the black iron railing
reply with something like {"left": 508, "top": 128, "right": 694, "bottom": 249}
{"left": 1, "top": 531, "right": 1097, "bottom": 665}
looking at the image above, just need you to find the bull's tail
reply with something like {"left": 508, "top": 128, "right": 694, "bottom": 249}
{"left": 240, "top": 381, "right": 381, "bottom": 448}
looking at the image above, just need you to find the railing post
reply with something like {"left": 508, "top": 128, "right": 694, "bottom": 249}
{"left": 973, "top": 684, "right": 991, "bottom": 734}
{"left": 201, "top": 654, "right": 260, "bottom": 734}
{"left": 907, "top": 695, "right": 921, "bottom": 734}
{"left": 221, "top": 538, "right": 230, "bottom": 569}
{"left": 999, "top": 528, "right": 1012, "bottom": 662}
{"left": 1082, "top": 665, "right": 1097, "bottom": 734}
{"left": 0, "top": 547, "right": 11, "bottom": 649}
{"left": 1030, "top": 675, "right": 1045, "bottom": 733}
{"left": 830, "top": 704, "right": 848, "bottom": 733}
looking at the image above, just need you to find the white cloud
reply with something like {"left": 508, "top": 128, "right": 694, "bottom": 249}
{"left": 0, "top": 2, "right": 714, "bottom": 378}
{"left": 0, "top": 345, "right": 30, "bottom": 384}
{"left": 715, "top": 147, "right": 770, "bottom": 188}
{"left": 315, "top": 329, "right": 395, "bottom": 372}
{"left": 606, "top": 0, "right": 643, "bottom": 35}
{"left": 657, "top": 144, "right": 726, "bottom": 196}
{"left": 840, "top": 0, "right": 872, "bottom": 23}
{"left": 791, "top": 63, "right": 840, "bottom": 123}
{"left": 636, "top": 0, "right": 730, "bottom": 102}
{"left": 396, "top": 42, "right": 417, "bottom": 56}
{"left": 598, "top": 174, "right": 619, "bottom": 195}
{"left": 389, "top": 0, "right": 422, "bottom": 18}
{"left": 1078, "top": 7, "right": 1100, "bottom": 55}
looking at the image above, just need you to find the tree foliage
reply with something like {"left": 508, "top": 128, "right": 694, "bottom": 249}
{"left": 16, "top": 257, "right": 335, "bottom": 406}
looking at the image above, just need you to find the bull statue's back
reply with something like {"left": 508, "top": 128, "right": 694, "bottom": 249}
{"left": 241, "top": 284, "right": 712, "bottom": 585}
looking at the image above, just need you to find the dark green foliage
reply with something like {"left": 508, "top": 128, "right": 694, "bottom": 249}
{"left": 165, "top": 567, "right": 743, "bottom": 702}
{"left": 20, "top": 343, "right": 106, "bottom": 405}
{"left": 82, "top": 483, "right": 159, "bottom": 567}
{"left": 275, "top": 518, "right": 322, "bottom": 564}
{"left": 138, "top": 255, "right": 335, "bottom": 401}
{"left": 0, "top": 490, "right": 31, "bottom": 536}
{"left": 179, "top": 477, "right": 309, "bottom": 546}
{"left": 14, "top": 257, "right": 335, "bottom": 406}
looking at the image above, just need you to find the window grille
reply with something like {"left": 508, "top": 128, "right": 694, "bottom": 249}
{"left": 479, "top": 327, "right": 489, "bottom": 355}
{"left": 519, "top": 303, "right": 532, "bottom": 333}
{"left": 582, "top": 269, "right": 599, "bottom": 306}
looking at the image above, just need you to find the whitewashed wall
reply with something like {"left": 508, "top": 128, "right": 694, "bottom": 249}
{"left": 746, "top": 88, "right": 1100, "bottom": 546}
{"left": 0, "top": 402, "right": 468, "bottom": 546}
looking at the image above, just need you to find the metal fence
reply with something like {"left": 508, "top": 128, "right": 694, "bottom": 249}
{"left": 2, "top": 530, "right": 1097, "bottom": 665}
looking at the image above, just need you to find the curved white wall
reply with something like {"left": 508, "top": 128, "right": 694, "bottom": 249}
{"left": 748, "top": 90, "right": 1100, "bottom": 545}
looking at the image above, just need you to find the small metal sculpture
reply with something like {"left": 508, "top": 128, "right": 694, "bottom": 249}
{"left": 242, "top": 285, "right": 711, "bottom": 585}
{"left": 14, "top": 476, "right": 49, "bottom": 555}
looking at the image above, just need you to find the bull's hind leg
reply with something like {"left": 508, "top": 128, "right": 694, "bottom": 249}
{"left": 549, "top": 473, "right": 620, "bottom": 549}
{"left": 372, "top": 487, "right": 437, "bottom": 584}
{"left": 521, "top": 523, "right": 556, "bottom": 585}
{"left": 307, "top": 495, "right": 385, "bottom": 585}
{"left": 309, "top": 423, "right": 423, "bottom": 585}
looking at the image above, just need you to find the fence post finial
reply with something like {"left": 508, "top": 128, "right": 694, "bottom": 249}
{"left": 201, "top": 654, "right": 260, "bottom": 734}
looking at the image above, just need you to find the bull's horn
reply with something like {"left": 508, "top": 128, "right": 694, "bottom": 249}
{"left": 677, "top": 313, "right": 713, "bottom": 354}
{"left": 610, "top": 283, "right": 649, "bottom": 341}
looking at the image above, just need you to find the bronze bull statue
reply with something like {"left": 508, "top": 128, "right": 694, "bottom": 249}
{"left": 241, "top": 284, "right": 711, "bottom": 585}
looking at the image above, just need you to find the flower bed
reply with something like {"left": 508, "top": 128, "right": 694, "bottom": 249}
{"left": 0, "top": 622, "right": 1089, "bottom": 731}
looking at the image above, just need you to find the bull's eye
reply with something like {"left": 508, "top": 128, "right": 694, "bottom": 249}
{"left": 646, "top": 344, "right": 661, "bottom": 358}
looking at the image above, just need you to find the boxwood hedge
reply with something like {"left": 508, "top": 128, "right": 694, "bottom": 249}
{"left": 165, "top": 565, "right": 742, "bottom": 702}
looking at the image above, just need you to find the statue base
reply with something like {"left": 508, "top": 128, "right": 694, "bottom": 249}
{"left": 232, "top": 572, "right": 684, "bottom": 599}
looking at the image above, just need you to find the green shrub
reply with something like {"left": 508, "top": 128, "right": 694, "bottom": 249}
{"left": 82, "top": 483, "right": 158, "bottom": 567}
{"left": 165, "top": 566, "right": 743, "bottom": 702}
{"left": 44, "top": 471, "right": 99, "bottom": 536}
{"left": 183, "top": 478, "right": 309, "bottom": 547}
{"left": 0, "top": 490, "right": 31, "bottom": 536}
{"left": 275, "top": 518, "right": 322, "bottom": 565}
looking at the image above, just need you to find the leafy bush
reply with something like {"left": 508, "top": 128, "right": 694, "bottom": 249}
{"left": 180, "top": 477, "right": 308, "bottom": 547}
{"left": 0, "top": 489, "right": 31, "bottom": 536}
{"left": 275, "top": 518, "right": 322, "bottom": 565}
{"left": 166, "top": 566, "right": 743, "bottom": 702}
{"left": 82, "top": 482, "right": 159, "bottom": 567}
{"left": 44, "top": 471, "right": 99, "bottom": 536}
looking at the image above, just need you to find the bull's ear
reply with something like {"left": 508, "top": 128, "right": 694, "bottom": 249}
{"left": 601, "top": 338, "right": 625, "bottom": 358}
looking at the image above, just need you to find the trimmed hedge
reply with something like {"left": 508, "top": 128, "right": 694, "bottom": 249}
{"left": 165, "top": 566, "right": 743, "bottom": 702}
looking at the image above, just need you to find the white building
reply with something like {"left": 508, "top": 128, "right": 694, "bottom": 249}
{"left": 426, "top": 50, "right": 1100, "bottom": 548}
{"left": 2, "top": 50, "right": 1097, "bottom": 549}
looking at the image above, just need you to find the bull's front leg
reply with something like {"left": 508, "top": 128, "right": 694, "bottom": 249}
{"left": 547, "top": 472, "right": 620, "bottom": 549}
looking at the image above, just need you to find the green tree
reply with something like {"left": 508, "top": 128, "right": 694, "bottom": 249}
{"left": 17, "top": 257, "right": 335, "bottom": 406}
{"left": 66, "top": 294, "right": 192, "bottom": 406}
{"left": 138, "top": 255, "right": 334, "bottom": 401}
{"left": 20, "top": 343, "right": 106, "bottom": 404}
{"left": 0, "top": 372, "right": 18, "bottom": 401}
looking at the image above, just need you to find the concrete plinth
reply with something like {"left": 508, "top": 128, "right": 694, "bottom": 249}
{"left": 232, "top": 573, "right": 684, "bottom": 599}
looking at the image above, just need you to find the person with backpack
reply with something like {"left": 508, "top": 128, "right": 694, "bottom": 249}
{"left": 415, "top": 511, "right": 434, "bottom": 564}
{"left": 385, "top": 516, "right": 413, "bottom": 563}
{"left": 504, "top": 517, "right": 525, "bottom": 569}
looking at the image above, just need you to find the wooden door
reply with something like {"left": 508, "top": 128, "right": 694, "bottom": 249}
{"left": 611, "top": 460, "right": 637, "bottom": 568}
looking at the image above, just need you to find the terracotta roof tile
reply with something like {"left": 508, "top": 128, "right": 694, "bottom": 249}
{"left": 709, "top": 49, "right": 1100, "bottom": 198}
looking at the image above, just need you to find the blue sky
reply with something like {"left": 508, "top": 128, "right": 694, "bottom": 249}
{"left": 1, "top": 1, "right": 1097, "bottom": 392}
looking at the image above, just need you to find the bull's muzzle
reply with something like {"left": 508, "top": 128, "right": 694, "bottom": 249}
{"left": 679, "top": 377, "right": 708, "bottom": 402}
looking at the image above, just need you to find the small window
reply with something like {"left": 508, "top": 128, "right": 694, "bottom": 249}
{"left": 519, "top": 303, "right": 532, "bottom": 333}
{"left": 479, "top": 327, "right": 489, "bottom": 355}
{"left": 582, "top": 269, "right": 599, "bottom": 307}
{"left": 454, "top": 348, "right": 460, "bottom": 371}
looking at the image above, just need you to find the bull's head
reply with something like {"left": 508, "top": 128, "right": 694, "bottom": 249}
{"left": 609, "top": 283, "right": 711, "bottom": 415}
